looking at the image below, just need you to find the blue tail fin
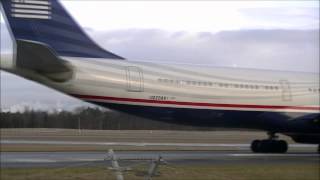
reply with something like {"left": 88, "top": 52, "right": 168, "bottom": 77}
{"left": 1, "top": 0, "right": 124, "bottom": 59}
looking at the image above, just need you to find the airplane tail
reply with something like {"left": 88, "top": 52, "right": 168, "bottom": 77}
{"left": 1, "top": 0, "right": 124, "bottom": 59}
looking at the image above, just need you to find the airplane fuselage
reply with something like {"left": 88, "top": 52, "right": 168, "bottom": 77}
{"left": 6, "top": 56, "right": 319, "bottom": 142}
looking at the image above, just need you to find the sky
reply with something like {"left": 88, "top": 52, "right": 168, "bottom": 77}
{"left": 0, "top": 0, "right": 319, "bottom": 112}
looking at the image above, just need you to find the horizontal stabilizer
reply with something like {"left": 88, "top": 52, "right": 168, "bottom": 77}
{"left": 16, "top": 40, "right": 73, "bottom": 82}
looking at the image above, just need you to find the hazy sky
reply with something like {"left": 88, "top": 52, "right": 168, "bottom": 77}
{"left": 0, "top": 1, "right": 319, "bottom": 112}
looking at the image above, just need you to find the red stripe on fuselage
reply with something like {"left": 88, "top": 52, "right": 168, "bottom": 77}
{"left": 71, "top": 94, "right": 320, "bottom": 111}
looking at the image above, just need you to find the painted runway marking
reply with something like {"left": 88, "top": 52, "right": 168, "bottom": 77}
{"left": 5, "top": 159, "right": 58, "bottom": 163}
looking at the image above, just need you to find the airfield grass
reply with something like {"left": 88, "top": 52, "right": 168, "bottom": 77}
{"left": 1, "top": 164, "right": 319, "bottom": 180}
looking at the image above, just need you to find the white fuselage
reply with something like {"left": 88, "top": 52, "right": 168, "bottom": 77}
{"left": 6, "top": 56, "right": 318, "bottom": 114}
{"left": 64, "top": 57, "right": 319, "bottom": 113}
{"left": 2, "top": 55, "right": 320, "bottom": 137}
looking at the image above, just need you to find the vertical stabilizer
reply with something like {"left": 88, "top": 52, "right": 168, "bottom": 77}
{"left": 1, "top": 0, "right": 124, "bottom": 59}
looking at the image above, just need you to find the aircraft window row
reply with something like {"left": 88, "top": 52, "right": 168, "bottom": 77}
{"left": 157, "top": 78, "right": 280, "bottom": 90}
{"left": 308, "top": 88, "right": 320, "bottom": 93}
{"left": 217, "top": 83, "right": 279, "bottom": 90}
{"left": 158, "top": 78, "right": 213, "bottom": 86}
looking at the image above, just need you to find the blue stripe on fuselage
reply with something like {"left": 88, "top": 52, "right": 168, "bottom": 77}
{"left": 89, "top": 101, "right": 320, "bottom": 135}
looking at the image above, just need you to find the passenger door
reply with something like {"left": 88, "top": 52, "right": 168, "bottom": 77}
{"left": 125, "top": 66, "right": 144, "bottom": 92}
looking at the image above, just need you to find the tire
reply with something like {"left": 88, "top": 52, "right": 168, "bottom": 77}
{"left": 260, "top": 140, "right": 272, "bottom": 153}
{"left": 278, "top": 140, "right": 288, "bottom": 153}
{"left": 251, "top": 140, "right": 261, "bottom": 153}
{"left": 251, "top": 139, "right": 288, "bottom": 153}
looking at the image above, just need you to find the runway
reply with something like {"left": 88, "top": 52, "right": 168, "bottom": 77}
{"left": 1, "top": 130, "right": 319, "bottom": 168}
{"left": 1, "top": 130, "right": 319, "bottom": 180}
{"left": 1, "top": 139, "right": 317, "bottom": 148}
{"left": 1, "top": 151, "right": 319, "bottom": 168}
{"left": 1, "top": 129, "right": 319, "bottom": 167}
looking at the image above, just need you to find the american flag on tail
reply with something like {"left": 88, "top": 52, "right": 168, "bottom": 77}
{"left": 11, "top": 0, "right": 51, "bottom": 19}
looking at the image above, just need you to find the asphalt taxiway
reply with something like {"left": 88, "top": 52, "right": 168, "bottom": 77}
{"left": 1, "top": 129, "right": 319, "bottom": 169}
{"left": 1, "top": 150, "right": 319, "bottom": 168}
{"left": 1, "top": 130, "right": 319, "bottom": 180}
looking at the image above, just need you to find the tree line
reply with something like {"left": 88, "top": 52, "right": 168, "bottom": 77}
{"left": 0, "top": 107, "right": 211, "bottom": 130}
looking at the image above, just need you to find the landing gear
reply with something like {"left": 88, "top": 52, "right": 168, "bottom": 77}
{"left": 250, "top": 132, "right": 288, "bottom": 153}
{"left": 318, "top": 145, "right": 320, "bottom": 154}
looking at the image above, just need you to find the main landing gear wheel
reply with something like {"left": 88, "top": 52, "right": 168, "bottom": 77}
{"left": 250, "top": 132, "right": 288, "bottom": 153}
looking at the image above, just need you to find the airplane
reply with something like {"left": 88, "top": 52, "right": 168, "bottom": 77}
{"left": 0, "top": 0, "right": 319, "bottom": 153}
